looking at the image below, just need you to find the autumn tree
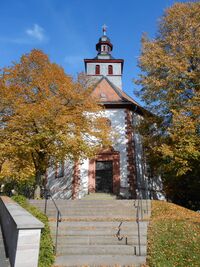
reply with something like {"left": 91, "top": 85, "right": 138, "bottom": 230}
{"left": 135, "top": 2, "right": 200, "bottom": 208}
{"left": 0, "top": 49, "right": 110, "bottom": 196}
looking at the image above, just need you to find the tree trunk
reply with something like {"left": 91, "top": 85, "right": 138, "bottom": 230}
{"left": 34, "top": 184, "right": 41, "bottom": 199}
{"left": 34, "top": 171, "right": 43, "bottom": 199}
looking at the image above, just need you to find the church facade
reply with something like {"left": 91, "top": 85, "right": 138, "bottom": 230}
{"left": 47, "top": 29, "right": 162, "bottom": 200}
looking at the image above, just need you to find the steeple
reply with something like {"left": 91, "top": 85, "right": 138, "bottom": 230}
{"left": 84, "top": 27, "right": 124, "bottom": 90}
{"left": 96, "top": 25, "right": 113, "bottom": 59}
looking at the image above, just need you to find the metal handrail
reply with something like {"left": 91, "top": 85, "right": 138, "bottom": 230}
{"left": 116, "top": 221, "right": 128, "bottom": 244}
{"left": 44, "top": 188, "right": 62, "bottom": 254}
{"left": 114, "top": 198, "right": 145, "bottom": 256}
{"left": 116, "top": 222, "right": 123, "bottom": 241}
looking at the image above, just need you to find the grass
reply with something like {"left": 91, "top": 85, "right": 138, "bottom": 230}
{"left": 147, "top": 200, "right": 200, "bottom": 267}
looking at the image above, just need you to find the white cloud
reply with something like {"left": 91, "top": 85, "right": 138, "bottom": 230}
{"left": 26, "top": 24, "right": 46, "bottom": 41}
{"left": 0, "top": 24, "right": 48, "bottom": 45}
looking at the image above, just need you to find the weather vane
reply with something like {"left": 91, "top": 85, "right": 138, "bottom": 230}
{"left": 102, "top": 24, "right": 108, "bottom": 36}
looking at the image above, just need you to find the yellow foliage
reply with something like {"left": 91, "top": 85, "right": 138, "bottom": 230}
{"left": 135, "top": 2, "right": 200, "bottom": 176}
{"left": 0, "top": 49, "right": 111, "bottom": 184}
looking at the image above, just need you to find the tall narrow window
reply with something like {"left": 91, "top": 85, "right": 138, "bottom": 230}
{"left": 55, "top": 161, "right": 64, "bottom": 178}
{"left": 95, "top": 65, "right": 100, "bottom": 75}
{"left": 108, "top": 65, "right": 113, "bottom": 75}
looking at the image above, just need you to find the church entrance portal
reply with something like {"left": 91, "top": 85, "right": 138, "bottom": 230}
{"left": 88, "top": 148, "right": 120, "bottom": 195}
{"left": 95, "top": 161, "right": 113, "bottom": 193}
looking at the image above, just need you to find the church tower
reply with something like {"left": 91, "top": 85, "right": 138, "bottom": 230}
{"left": 84, "top": 25, "right": 124, "bottom": 90}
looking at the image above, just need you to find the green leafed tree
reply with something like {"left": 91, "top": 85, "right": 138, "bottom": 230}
{"left": 135, "top": 2, "right": 200, "bottom": 209}
{"left": 0, "top": 49, "right": 111, "bottom": 196}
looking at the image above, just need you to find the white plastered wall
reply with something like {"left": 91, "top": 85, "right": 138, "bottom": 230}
{"left": 78, "top": 158, "right": 89, "bottom": 198}
{"left": 79, "top": 109, "right": 129, "bottom": 198}
{"left": 46, "top": 109, "right": 129, "bottom": 199}
{"left": 47, "top": 159, "right": 73, "bottom": 199}
{"left": 133, "top": 112, "right": 165, "bottom": 200}
{"left": 86, "top": 62, "right": 122, "bottom": 89}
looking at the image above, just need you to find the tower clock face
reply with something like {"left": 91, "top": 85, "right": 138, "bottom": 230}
{"left": 102, "top": 37, "right": 107, "bottom": 41}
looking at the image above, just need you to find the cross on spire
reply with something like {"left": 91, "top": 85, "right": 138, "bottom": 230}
{"left": 102, "top": 24, "right": 107, "bottom": 36}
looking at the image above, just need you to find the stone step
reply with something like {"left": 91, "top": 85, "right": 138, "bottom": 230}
{"left": 29, "top": 198, "right": 151, "bottom": 203}
{"left": 49, "top": 221, "right": 148, "bottom": 228}
{"left": 52, "top": 235, "right": 147, "bottom": 245}
{"left": 44, "top": 208, "right": 149, "bottom": 214}
{"left": 32, "top": 207, "right": 147, "bottom": 214}
{"left": 83, "top": 193, "right": 117, "bottom": 199}
{"left": 29, "top": 200, "right": 140, "bottom": 205}
{"left": 30, "top": 207, "right": 150, "bottom": 214}
{"left": 29, "top": 199, "right": 148, "bottom": 202}
{"left": 41, "top": 211, "right": 149, "bottom": 218}
{"left": 56, "top": 244, "right": 147, "bottom": 256}
{"left": 35, "top": 206, "right": 141, "bottom": 212}
{"left": 40, "top": 202, "right": 140, "bottom": 206}
{"left": 28, "top": 200, "right": 151, "bottom": 218}
{"left": 51, "top": 228, "right": 147, "bottom": 236}
{"left": 50, "top": 221, "right": 148, "bottom": 230}
{"left": 46, "top": 214, "right": 149, "bottom": 222}
{"left": 32, "top": 208, "right": 149, "bottom": 216}
{"left": 44, "top": 208, "right": 140, "bottom": 213}
{"left": 54, "top": 254, "right": 146, "bottom": 267}
{"left": 49, "top": 215, "right": 150, "bottom": 221}
{"left": 48, "top": 216, "right": 149, "bottom": 222}
{"left": 29, "top": 199, "right": 151, "bottom": 207}
{"left": 46, "top": 214, "right": 144, "bottom": 220}
{"left": 50, "top": 221, "right": 148, "bottom": 234}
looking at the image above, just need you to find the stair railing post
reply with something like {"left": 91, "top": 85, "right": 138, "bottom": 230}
{"left": 55, "top": 210, "right": 61, "bottom": 254}
{"left": 140, "top": 194, "right": 143, "bottom": 220}
{"left": 136, "top": 200, "right": 141, "bottom": 256}
{"left": 43, "top": 187, "right": 62, "bottom": 255}
{"left": 145, "top": 182, "right": 149, "bottom": 215}
{"left": 44, "top": 188, "right": 49, "bottom": 215}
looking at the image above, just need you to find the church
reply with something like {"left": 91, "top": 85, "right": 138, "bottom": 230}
{"left": 47, "top": 27, "right": 162, "bottom": 200}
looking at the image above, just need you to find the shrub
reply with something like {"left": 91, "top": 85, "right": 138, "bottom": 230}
{"left": 12, "top": 195, "right": 54, "bottom": 267}
{"left": 2, "top": 177, "right": 35, "bottom": 198}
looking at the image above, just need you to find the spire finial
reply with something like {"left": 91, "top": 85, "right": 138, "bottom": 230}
{"left": 102, "top": 24, "right": 107, "bottom": 36}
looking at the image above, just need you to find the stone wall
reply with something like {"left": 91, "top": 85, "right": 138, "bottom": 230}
{"left": 0, "top": 196, "right": 44, "bottom": 267}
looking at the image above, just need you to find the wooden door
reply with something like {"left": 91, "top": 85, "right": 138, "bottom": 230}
{"left": 95, "top": 161, "right": 113, "bottom": 193}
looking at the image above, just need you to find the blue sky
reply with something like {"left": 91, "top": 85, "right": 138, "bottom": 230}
{"left": 0, "top": 0, "right": 189, "bottom": 102}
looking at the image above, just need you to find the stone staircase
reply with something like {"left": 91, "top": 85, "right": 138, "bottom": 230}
{"left": 29, "top": 196, "right": 151, "bottom": 267}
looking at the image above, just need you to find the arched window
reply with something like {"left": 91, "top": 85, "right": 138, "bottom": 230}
{"left": 108, "top": 65, "right": 113, "bottom": 75}
{"left": 95, "top": 65, "right": 100, "bottom": 75}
